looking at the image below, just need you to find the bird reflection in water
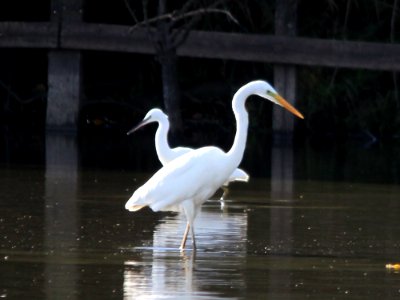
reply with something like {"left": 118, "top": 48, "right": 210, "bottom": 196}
{"left": 123, "top": 206, "right": 248, "bottom": 299}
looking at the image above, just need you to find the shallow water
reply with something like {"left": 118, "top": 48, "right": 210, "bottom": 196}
{"left": 1, "top": 134, "right": 400, "bottom": 299}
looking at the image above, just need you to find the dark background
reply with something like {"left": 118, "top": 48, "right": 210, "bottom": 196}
{"left": 0, "top": 0, "right": 399, "bottom": 173}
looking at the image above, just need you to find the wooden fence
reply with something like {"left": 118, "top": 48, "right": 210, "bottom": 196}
{"left": 1, "top": 19, "right": 400, "bottom": 131}
{"left": 1, "top": 22, "right": 400, "bottom": 71}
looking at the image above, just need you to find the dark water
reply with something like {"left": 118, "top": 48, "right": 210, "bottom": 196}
{"left": 1, "top": 133, "right": 400, "bottom": 299}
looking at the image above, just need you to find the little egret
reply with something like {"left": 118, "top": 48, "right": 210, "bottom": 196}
{"left": 125, "top": 80, "right": 304, "bottom": 251}
{"left": 126, "top": 108, "right": 249, "bottom": 201}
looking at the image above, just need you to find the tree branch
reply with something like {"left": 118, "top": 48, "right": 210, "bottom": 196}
{"left": 128, "top": 1, "right": 238, "bottom": 54}
{"left": 178, "top": 0, "right": 199, "bottom": 16}
{"left": 123, "top": 0, "right": 139, "bottom": 23}
{"left": 136, "top": 0, "right": 163, "bottom": 53}
{"left": 129, "top": 7, "right": 238, "bottom": 31}
{"left": 171, "top": 0, "right": 235, "bottom": 45}
{"left": 171, "top": 8, "right": 239, "bottom": 47}
{"left": 176, "top": 8, "right": 239, "bottom": 25}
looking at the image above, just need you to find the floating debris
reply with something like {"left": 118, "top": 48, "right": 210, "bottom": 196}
{"left": 385, "top": 264, "right": 400, "bottom": 270}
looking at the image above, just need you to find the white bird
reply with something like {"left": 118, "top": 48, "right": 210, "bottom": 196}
{"left": 126, "top": 108, "right": 249, "bottom": 200}
{"left": 125, "top": 80, "right": 304, "bottom": 251}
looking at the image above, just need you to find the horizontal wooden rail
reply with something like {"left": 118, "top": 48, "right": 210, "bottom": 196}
{"left": 181, "top": 31, "right": 400, "bottom": 71}
{"left": 61, "top": 23, "right": 155, "bottom": 54}
{"left": 0, "top": 22, "right": 58, "bottom": 48}
{"left": 1, "top": 21, "right": 400, "bottom": 71}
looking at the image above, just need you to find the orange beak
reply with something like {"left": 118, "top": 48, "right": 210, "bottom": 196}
{"left": 273, "top": 93, "right": 304, "bottom": 119}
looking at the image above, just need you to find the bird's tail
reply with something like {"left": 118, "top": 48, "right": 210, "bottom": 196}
{"left": 126, "top": 204, "right": 147, "bottom": 212}
{"left": 125, "top": 187, "right": 150, "bottom": 212}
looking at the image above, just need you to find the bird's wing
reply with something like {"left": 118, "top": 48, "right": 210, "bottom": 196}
{"left": 125, "top": 147, "right": 225, "bottom": 212}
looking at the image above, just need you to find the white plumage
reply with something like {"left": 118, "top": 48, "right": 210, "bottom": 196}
{"left": 125, "top": 80, "right": 304, "bottom": 250}
{"left": 127, "top": 108, "right": 249, "bottom": 186}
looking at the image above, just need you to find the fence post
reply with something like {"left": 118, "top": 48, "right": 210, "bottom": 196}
{"left": 270, "top": 0, "right": 298, "bottom": 258}
{"left": 273, "top": 0, "right": 298, "bottom": 137}
{"left": 46, "top": 0, "right": 83, "bottom": 131}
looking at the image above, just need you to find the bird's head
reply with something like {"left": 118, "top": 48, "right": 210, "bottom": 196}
{"left": 127, "top": 108, "right": 168, "bottom": 135}
{"left": 248, "top": 80, "right": 304, "bottom": 119}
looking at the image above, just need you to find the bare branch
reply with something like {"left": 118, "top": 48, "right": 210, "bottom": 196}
{"left": 138, "top": 0, "right": 161, "bottom": 52}
{"left": 123, "top": 0, "right": 139, "bottom": 23}
{"left": 175, "top": 8, "right": 239, "bottom": 25}
{"left": 179, "top": 0, "right": 199, "bottom": 15}
{"left": 171, "top": 0, "right": 233, "bottom": 42}
{"left": 130, "top": 13, "right": 173, "bottom": 30}
{"left": 128, "top": 0, "right": 238, "bottom": 54}
{"left": 177, "top": 0, "right": 227, "bottom": 17}
{"left": 171, "top": 7, "right": 239, "bottom": 47}
{"left": 129, "top": 7, "right": 238, "bottom": 31}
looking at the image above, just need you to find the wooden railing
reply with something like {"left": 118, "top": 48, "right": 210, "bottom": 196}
{"left": 1, "top": 21, "right": 400, "bottom": 71}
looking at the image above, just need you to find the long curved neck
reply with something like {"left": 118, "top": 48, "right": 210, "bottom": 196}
{"left": 227, "top": 85, "right": 250, "bottom": 167}
{"left": 155, "top": 117, "right": 171, "bottom": 159}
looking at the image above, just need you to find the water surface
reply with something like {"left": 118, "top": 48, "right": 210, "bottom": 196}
{"left": 1, "top": 134, "right": 400, "bottom": 299}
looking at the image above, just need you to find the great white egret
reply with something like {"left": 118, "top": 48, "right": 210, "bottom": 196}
{"left": 126, "top": 108, "right": 249, "bottom": 201}
{"left": 125, "top": 80, "right": 304, "bottom": 251}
